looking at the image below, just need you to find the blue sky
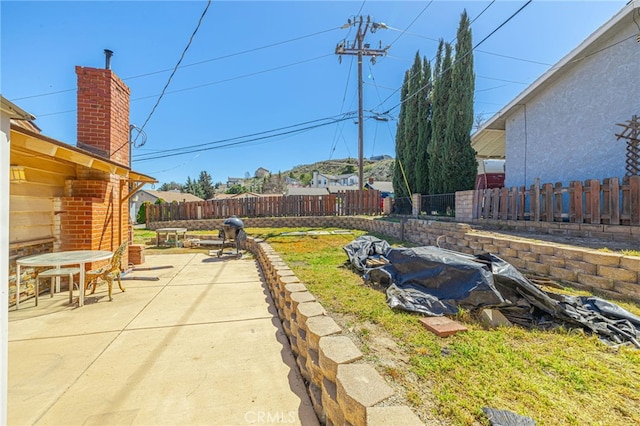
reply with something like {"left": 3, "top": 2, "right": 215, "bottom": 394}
{"left": 1, "top": 0, "right": 627, "bottom": 186}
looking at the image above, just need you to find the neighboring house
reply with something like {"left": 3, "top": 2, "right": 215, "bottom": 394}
{"left": 364, "top": 179, "right": 394, "bottom": 197}
{"left": 471, "top": 1, "right": 640, "bottom": 188}
{"left": 212, "top": 192, "right": 266, "bottom": 200}
{"left": 227, "top": 177, "right": 245, "bottom": 187}
{"left": 284, "top": 176, "right": 300, "bottom": 186}
{"left": 369, "top": 155, "right": 392, "bottom": 161}
{"left": 286, "top": 187, "right": 329, "bottom": 196}
{"left": 6, "top": 62, "right": 156, "bottom": 305}
{"left": 328, "top": 185, "right": 360, "bottom": 193}
{"left": 254, "top": 167, "right": 270, "bottom": 178}
{"left": 311, "top": 171, "right": 359, "bottom": 188}
{"left": 131, "top": 190, "right": 204, "bottom": 222}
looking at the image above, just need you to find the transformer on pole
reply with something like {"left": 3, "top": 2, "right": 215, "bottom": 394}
{"left": 335, "top": 16, "right": 389, "bottom": 189}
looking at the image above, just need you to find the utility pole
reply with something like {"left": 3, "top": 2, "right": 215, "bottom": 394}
{"left": 336, "top": 16, "right": 389, "bottom": 190}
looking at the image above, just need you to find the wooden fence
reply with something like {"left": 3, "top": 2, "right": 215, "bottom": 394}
{"left": 146, "top": 190, "right": 382, "bottom": 222}
{"left": 475, "top": 176, "right": 640, "bottom": 225}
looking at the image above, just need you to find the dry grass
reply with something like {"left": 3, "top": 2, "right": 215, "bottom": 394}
{"left": 246, "top": 227, "right": 640, "bottom": 426}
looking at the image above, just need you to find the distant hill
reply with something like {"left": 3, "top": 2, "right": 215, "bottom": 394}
{"left": 227, "top": 157, "right": 395, "bottom": 194}
{"left": 287, "top": 157, "right": 394, "bottom": 182}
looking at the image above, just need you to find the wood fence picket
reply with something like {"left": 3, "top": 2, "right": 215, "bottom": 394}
{"left": 146, "top": 190, "right": 381, "bottom": 221}
{"left": 475, "top": 176, "right": 640, "bottom": 225}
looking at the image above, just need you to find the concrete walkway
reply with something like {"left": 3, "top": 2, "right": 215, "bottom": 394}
{"left": 8, "top": 253, "right": 319, "bottom": 425}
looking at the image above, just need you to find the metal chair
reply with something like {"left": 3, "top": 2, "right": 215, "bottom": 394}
{"left": 85, "top": 242, "right": 128, "bottom": 301}
{"left": 35, "top": 267, "right": 81, "bottom": 306}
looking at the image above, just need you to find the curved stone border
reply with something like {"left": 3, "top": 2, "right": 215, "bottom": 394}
{"left": 244, "top": 237, "right": 424, "bottom": 426}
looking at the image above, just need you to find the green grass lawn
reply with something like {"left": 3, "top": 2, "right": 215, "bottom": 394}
{"left": 135, "top": 227, "right": 640, "bottom": 425}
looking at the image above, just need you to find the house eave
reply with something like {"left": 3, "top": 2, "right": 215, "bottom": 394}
{"left": 471, "top": 0, "right": 639, "bottom": 157}
{"left": 1, "top": 95, "right": 35, "bottom": 120}
{"left": 10, "top": 124, "right": 157, "bottom": 184}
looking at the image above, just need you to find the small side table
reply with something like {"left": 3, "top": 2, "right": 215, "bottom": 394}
{"left": 156, "top": 228, "right": 188, "bottom": 247}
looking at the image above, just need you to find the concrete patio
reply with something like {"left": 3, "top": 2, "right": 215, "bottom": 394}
{"left": 8, "top": 252, "right": 319, "bottom": 425}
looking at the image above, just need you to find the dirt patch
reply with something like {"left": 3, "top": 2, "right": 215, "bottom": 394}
{"left": 329, "top": 311, "right": 452, "bottom": 425}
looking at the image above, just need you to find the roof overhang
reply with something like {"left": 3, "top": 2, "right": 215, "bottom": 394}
{"left": 471, "top": 0, "right": 639, "bottom": 158}
{"left": 1, "top": 95, "right": 35, "bottom": 120}
{"left": 10, "top": 124, "right": 157, "bottom": 186}
{"left": 471, "top": 129, "right": 506, "bottom": 159}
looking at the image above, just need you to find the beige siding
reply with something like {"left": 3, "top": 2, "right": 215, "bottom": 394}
{"left": 9, "top": 149, "right": 70, "bottom": 244}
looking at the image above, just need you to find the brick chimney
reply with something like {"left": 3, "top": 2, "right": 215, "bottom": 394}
{"left": 76, "top": 58, "right": 130, "bottom": 167}
{"left": 59, "top": 55, "right": 131, "bottom": 263}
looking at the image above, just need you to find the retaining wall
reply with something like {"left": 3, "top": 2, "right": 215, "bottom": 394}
{"left": 149, "top": 216, "right": 640, "bottom": 302}
{"left": 244, "top": 237, "right": 424, "bottom": 426}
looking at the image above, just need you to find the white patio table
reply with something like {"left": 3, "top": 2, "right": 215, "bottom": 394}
{"left": 15, "top": 250, "right": 113, "bottom": 309}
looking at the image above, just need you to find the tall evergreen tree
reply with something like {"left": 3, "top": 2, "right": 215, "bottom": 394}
{"left": 442, "top": 10, "right": 477, "bottom": 193}
{"left": 197, "top": 170, "right": 215, "bottom": 200}
{"left": 428, "top": 40, "right": 454, "bottom": 194}
{"left": 415, "top": 56, "right": 432, "bottom": 194}
{"left": 402, "top": 52, "right": 423, "bottom": 193}
{"left": 393, "top": 70, "right": 411, "bottom": 199}
{"left": 184, "top": 176, "right": 205, "bottom": 199}
{"left": 158, "top": 181, "right": 183, "bottom": 191}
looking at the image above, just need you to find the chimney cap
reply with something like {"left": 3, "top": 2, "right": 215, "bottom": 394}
{"left": 104, "top": 49, "right": 114, "bottom": 70}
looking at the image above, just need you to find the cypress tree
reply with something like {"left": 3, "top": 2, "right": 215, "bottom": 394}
{"left": 442, "top": 10, "right": 477, "bottom": 193}
{"left": 415, "top": 56, "right": 432, "bottom": 194}
{"left": 393, "top": 70, "right": 410, "bottom": 199}
{"left": 428, "top": 40, "right": 454, "bottom": 194}
{"left": 402, "top": 52, "right": 423, "bottom": 193}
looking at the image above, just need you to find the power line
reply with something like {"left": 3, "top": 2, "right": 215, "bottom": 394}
{"left": 335, "top": 15, "right": 390, "bottom": 189}
{"left": 387, "top": 0, "right": 434, "bottom": 47}
{"left": 122, "top": 27, "right": 340, "bottom": 82}
{"left": 131, "top": 55, "right": 333, "bottom": 101}
{"left": 134, "top": 113, "right": 353, "bottom": 159}
{"left": 381, "top": 0, "right": 533, "bottom": 115}
{"left": 37, "top": 54, "right": 333, "bottom": 118}
{"left": 476, "top": 50, "right": 551, "bottom": 66}
{"left": 329, "top": 55, "right": 354, "bottom": 159}
{"left": 328, "top": 0, "right": 368, "bottom": 160}
{"left": 133, "top": 114, "right": 355, "bottom": 162}
{"left": 11, "top": 25, "right": 340, "bottom": 101}
{"left": 134, "top": 0, "right": 211, "bottom": 146}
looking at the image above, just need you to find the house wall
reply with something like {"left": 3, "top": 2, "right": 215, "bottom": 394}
{"left": 505, "top": 19, "right": 640, "bottom": 188}
{"left": 9, "top": 136, "right": 73, "bottom": 245}
{"left": 131, "top": 191, "right": 158, "bottom": 223}
{"left": 7, "top": 65, "right": 133, "bottom": 307}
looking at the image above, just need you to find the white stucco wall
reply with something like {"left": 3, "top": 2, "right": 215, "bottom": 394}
{"left": 1, "top": 113, "right": 10, "bottom": 425}
{"left": 505, "top": 19, "right": 640, "bottom": 188}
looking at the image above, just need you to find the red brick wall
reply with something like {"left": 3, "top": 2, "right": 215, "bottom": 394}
{"left": 57, "top": 66, "right": 133, "bottom": 267}
{"left": 60, "top": 176, "right": 130, "bottom": 267}
{"left": 76, "top": 66, "right": 131, "bottom": 166}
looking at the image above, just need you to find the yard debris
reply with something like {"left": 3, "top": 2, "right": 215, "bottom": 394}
{"left": 419, "top": 316, "right": 468, "bottom": 337}
{"left": 343, "top": 236, "right": 640, "bottom": 348}
{"left": 482, "top": 407, "right": 536, "bottom": 426}
{"left": 479, "top": 309, "right": 512, "bottom": 328}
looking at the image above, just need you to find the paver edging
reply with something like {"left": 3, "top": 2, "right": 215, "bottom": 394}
{"left": 244, "top": 237, "right": 424, "bottom": 426}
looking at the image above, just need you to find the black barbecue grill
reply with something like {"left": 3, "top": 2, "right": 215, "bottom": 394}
{"left": 217, "top": 216, "right": 246, "bottom": 258}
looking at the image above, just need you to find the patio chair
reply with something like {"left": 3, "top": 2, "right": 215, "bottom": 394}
{"left": 85, "top": 241, "right": 128, "bottom": 301}
{"left": 35, "top": 267, "right": 81, "bottom": 306}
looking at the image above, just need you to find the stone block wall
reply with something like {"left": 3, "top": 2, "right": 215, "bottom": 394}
{"left": 149, "top": 216, "right": 640, "bottom": 301}
{"left": 245, "top": 237, "right": 424, "bottom": 426}
{"left": 455, "top": 190, "right": 475, "bottom": 221}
